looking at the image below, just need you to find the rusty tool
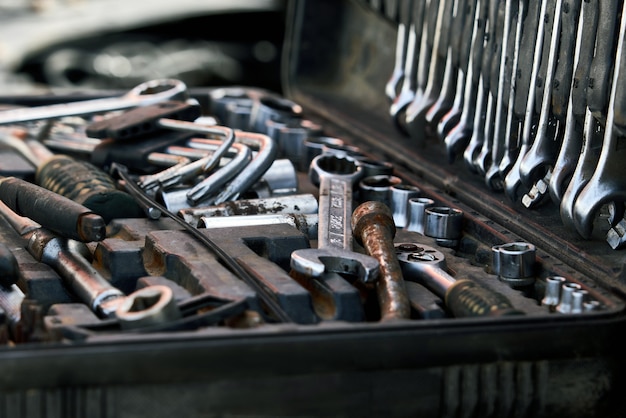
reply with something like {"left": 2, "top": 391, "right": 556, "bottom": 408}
{"left": 352, "top": 200, "right": 411, "bottom": 321}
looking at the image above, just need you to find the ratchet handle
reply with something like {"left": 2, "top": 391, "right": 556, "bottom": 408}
{"left": 36, "top": 155, "right": 143, "bottom": 223}
{"left": 445, "top": 279, "right": 524, "bottom": 317}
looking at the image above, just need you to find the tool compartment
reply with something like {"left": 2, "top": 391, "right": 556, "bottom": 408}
{"left": 0, "top": 0, "right": 624, "bottom": 417}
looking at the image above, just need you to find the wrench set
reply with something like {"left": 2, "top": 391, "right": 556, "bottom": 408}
{"left": 0, "top": 0, "right": 623, "bottom": 415}
{"left": 377, "top": 0, "right": 626, "bottom": 250}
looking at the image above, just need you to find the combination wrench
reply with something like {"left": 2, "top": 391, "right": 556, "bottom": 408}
{"left": 444, "top": 0, "right": 488, "bottom": 162}
{"left": 571, "top": 0, "right": 626, "bottom": 239}
{"left": 436, "top": 0, "right": 477, "bottom": 140}
{"left": 548, "top": 0, "right": 597, "bottom": 204}
{"left": 504, "top": 0, "right": 549, "bottom": 202}
{"left": 290, "top": 153, "right": 379, "bottom": 321}
{"left": 0, "top": 79, "right": 187, "bottom": 125}
{"left": 463, "top": 0, "right": 501, "bottom": 173}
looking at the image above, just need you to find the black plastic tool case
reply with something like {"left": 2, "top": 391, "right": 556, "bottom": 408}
{"left": 0, "top": 0, "right": 625, "bottom": 417}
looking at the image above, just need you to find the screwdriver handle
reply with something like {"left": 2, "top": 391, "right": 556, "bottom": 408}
{"left": 36, "top": 155, "right": 143, "bottom": 223}
{"left": 0, "top": 176, "right": 106, "bottom": 242}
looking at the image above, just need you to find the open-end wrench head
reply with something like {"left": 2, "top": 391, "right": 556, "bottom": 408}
{"left": 290, "top": 248, "right": 380, "bottom": 283}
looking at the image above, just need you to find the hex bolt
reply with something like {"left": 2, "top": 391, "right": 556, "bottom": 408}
{"left": 541, "top": 276, "right": 567, "bottom": 310}
{"left": 390, "top": 184, "right": 422, "bottom": 228}
{"left": 556, "top": 282, "right": 582, "bottom": 314}
{"left": 352, "top": 200, "right": 411, "bottom": 321}
{"left": 406, "top": 197, "right": 435, "bottom": 234}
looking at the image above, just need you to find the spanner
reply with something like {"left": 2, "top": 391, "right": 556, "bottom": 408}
{"left": 385, "top": 0, "right": 413, "bottom": 102}
{"left": 519, "top": 0, "right": 569, "bottom": 208}
{"left": 390, "top": 0, "right": 423, "bottom": 130}
{"left": 463, "top": 0, "right": 501, "bottom": 173}
{"left": 560, "top": 0, "right": 620, "bottom": 233}
{"left": 405, "top": 0, "right": 451, "bottom": 143}
{"left": 425, "top": 0, "right": 467, "bottom": 131}
{"left": 504, "top": 0, "right": 549, "bottom": 202}
{"left": 474, "top": 0, "right": 507, "bottom": 177}
{"left": 572, "top": 0, "right": 626, "bottom": 239}
{"left": 290, "top": 153, "right": 380, "bottom": 282}
{"left": 0, "top": 79, "right": 187, "bottom": 125}
{"left": 548, "top": 0, "right": 597, "bottom": 204}
{"left": 444, "top": 0, "right": 488, "bottom": 162}
{"left": 436, "top": 0, "right": 477, "bottom": 140}
{"left": 485, "top": 0, "right": 522, "bottom": 191}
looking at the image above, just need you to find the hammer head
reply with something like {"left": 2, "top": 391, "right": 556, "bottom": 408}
{"left": 290, "top": 248, "right": 380, "bottom": 283}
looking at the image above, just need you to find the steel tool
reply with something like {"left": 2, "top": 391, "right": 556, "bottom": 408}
{"left": 385, "top": 0, "right": 416, "bottom": 103}
{"left": 405, "top": 0, "right": 452, "bottom": 142}
{"left": 291, "top": 153, "right": 379, "bottom": 281}
{"left": 504, "top": 0, "right": 549, "bottom": 202}
{"left": 425, "top": 0, "right": 467, "bottom": 130}
{"left": 519, "top": 0, "right": 567, "bottom": 208}
{"left": 389, "top": 0, "right": 423, "bottom": 129}
{"left": 462, "top": 0, "right": 501, "bottom": 172}
{"left": 572, "top": 0, "right": 626, "bottom": 239}
{"left": 444, "top": 0, "right": 488, "bottom": 161}
{"left": 0, "top": 79, "right": 187, "bottom": 125}
{"left": 474, "top": 0, "right": 507, "bottom": 176}
{"left": 396, "top": 242, "right": 523, "bottom": 317}
{"left": 548, "top": 0, "right": 597, "bottom": 203}
{"left": 485, "top": 0, "right": 521, "bottom": 190}
{"left": 436, "top": 0, "right": 477, "bottom": 140}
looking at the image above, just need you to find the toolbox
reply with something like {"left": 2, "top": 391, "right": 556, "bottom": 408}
{"left": 0, "top": 0, "right": 625, "bottom": 417}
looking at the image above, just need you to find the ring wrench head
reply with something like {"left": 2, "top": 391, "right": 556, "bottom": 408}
{"left": 308, "top": 153, "right": 363, "bottom": 188}
{"left": 115, "top": 285, "right": 182, "bottom": 330}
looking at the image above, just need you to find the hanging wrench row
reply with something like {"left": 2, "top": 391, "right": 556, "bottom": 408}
{"left": 383, "top": 0, "right": 626, "bottom": 249}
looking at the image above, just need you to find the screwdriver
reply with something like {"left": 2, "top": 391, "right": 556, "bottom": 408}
{"left": 0, "top": 178, "right": 106, "bottom": 242}
{"left": 0, "top": 126, "right": 143, "bottom": 223}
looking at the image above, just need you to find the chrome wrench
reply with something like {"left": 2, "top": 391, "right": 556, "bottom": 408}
{"left": 0, "top": 79, "right": 188, "bottom": 125}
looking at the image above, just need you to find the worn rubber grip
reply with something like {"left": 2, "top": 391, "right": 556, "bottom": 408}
{"left": 445, "top": 279, "right": 524, "bottom": 317}
{"left": 36, "top": 155, "right": 143, "bottom": 223}
{"left": 0, "top": 176, "right": 106, "bottom": 242}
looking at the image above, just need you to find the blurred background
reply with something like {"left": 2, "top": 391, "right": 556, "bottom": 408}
{"left": 0, "top": 0, "right": 288, "bottom": 95}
